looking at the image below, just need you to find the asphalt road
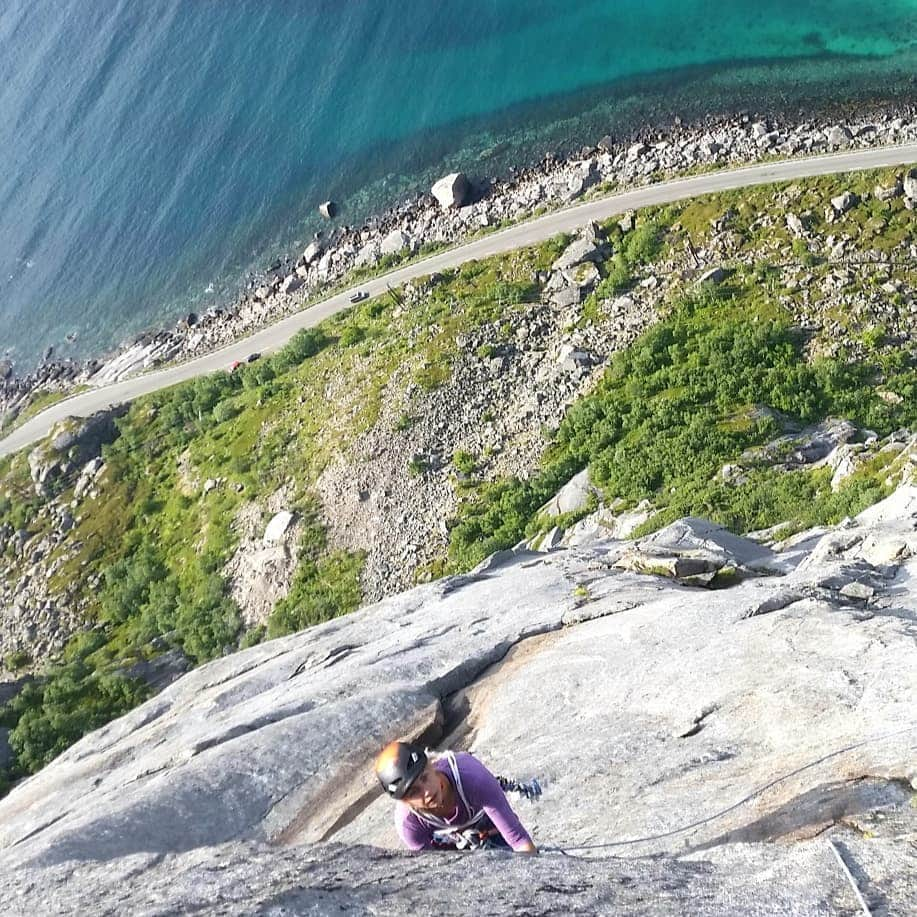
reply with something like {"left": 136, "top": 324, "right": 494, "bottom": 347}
{"left": 3, "top": 143, "right": 917, "bottom": 458}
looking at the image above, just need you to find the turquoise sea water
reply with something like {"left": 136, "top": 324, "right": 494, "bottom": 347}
{"left": 1, "top": 0, "right": 916, "bottom": 369}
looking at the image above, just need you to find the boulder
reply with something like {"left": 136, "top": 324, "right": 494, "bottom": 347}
{"left": 73, "top": 457, "right": 104, "bottom": 500}
{"left": 826, "top": 125, "right": 852, "bottom": 148}
{"left": 563, "top": 261, "right": 600, "bottom": 290}
{"left": 354, "top": 242, "right": 380, "bottom": 268}
{"left": 316, "top": 250, "right": 334, "bottom": 279}
{"left": 904, "top": 168, "right": 917, "bottom": 201}
{"left": 785, "top": 213, "right": 806, "bottom": 236}
{"left": 263, "top": 510, "right": 295, "bottom": 546}
{"left": 547, "top": 284, "right": 583, "bottom": 309}
{"left": 380, "top": 229, "right": 411, "bottom": 256}
{"left": 540, "top": 469, "right": 598, "bottom": 517}
{"left": 830, "top": 191, "right": 859, "bottom": 214}
{"left": 431, "top": 173, "right": 471, "bottom": 210}
{"left": 0, "top": 360, "right": 12, "bottom": 381}
{"left": 874, "top": 182, "right": 902, "bottom": 202}
{"left": 697, "top": 266, "right": 728, "bottom": 285}
{"left": 613, "top": 517, "right": 780, "bottom": 584}
{"left": 740, "top": 419, "right": 859, "bottom": 471}
{"left": 280, "top": 274, "right": 302, "bottom": 295}
{"left": 318, "top": 201, "right": 337, "bottom": 219}
{"left": 301, "top": 241, "right": 323, "bottom": 265}
{"left": 556, "top": 343, "right": 594, "bottom": 376}
{"left": 551, "top": 226, "right": 607, "bottom": 272}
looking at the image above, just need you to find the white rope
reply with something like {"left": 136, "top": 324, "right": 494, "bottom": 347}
{"left": 826, "top": 840, "right": 872, "bottom": 917}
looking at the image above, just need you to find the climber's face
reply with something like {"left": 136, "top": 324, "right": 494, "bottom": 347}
{"left": 402, "top": 763, "right": 451, "bottom": 812}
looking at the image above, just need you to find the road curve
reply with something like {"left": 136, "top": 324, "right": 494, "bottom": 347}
{"left": 3, "top": 143, "right": 917, "bottom": 458}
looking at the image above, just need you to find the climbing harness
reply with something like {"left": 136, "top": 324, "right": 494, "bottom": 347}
{"left": 414, "top": 752, "right": 541, "bottom": 850}
{"left": 412, "top": 751, "right": 490, "bottom": 845}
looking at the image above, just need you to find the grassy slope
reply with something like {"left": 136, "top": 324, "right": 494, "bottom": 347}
{"left": 1, "top": 166, "right": 915, "bottom": 790}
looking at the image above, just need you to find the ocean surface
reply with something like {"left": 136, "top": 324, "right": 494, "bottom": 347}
{"left": 1, "top": 0, "right": 916, "bottom": 370}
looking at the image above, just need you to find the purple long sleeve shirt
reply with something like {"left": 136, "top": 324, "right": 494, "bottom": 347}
{"left": 394, "top": 752, "right": 533, "bottom": 851}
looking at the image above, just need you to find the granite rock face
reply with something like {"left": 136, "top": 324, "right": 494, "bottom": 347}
{"left": 5, "top": 837, "right": 914, "bottom": 917}
{"left": 1, "top": 488, "right": 916, "bottom": 914}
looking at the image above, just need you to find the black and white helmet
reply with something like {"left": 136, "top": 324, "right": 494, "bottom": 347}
{"left": 374, "top": 741, "right": 427, "bottom": 799}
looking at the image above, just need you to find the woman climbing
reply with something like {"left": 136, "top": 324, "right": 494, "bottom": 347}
{"left": 374, "top": 741, "right": 539, "bottom": 854}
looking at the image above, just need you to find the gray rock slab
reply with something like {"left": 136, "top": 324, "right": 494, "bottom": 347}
{"left": 634, "top": 516, "right": 780, "bottom": 572}
{"left": 1, "top": 491, "right": 916, "bottom": 914}
{"left": 551, "top": 231, "right": 607, "bottom": 272}
{"left": 3, "top": 837, "right": 907, "bottom": 917}
{"left": 0, "top": 559, "right": 578, "bottom": 867}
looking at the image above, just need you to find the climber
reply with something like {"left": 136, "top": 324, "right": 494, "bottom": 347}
{"left": 374, "top": 741, "right": 539, "bottom": 854}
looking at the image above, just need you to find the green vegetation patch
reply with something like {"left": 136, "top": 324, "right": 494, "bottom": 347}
{"left": 449, "top": 277, "right": 916, "bottom": 570}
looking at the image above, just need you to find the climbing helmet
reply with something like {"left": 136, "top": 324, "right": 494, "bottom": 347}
{"left": 375, "top": 741, "right": 427, "bottom": 799}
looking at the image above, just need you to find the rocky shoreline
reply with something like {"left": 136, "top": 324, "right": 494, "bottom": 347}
{"left": 2, "top": 101, "right": 917, "bottom": 430}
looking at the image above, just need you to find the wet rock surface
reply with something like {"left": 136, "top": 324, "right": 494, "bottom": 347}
{"left": 1, "top": 488, "right": 915, "bottom": 914}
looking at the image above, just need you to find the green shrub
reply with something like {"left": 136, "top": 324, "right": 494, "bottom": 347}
{"left": 3, "top": 649, "right": 31, "bottom": 671}
{"left": 4, "top": 660, "right": 148, "bottom": 773}
{"left": 239, "top": 625, "right": 266, "bottom": 649}
{"left": 452, "top": 450, "right": 476, "bottom": 474}
{"left": 271, "top": 328, "right": 330, "bottom": 372}
{"left": 339, "top": 324, "right": 366, "bottom": 347}
{"left": 594, "top": 255, "right": 633, "bottom": 298}
{"left": 212, "top": 399, "right": 241, "bottom": 424}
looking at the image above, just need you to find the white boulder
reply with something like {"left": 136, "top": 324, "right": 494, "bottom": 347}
{"left": 431, "top": 173, "right": 471, "bottom": 210}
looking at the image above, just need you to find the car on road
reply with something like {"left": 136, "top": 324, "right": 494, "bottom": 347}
{"left": 246, "top": 352, "right": 261, "bottom": 363}
{"left": 349, "top": 290, "right": 369, "bottom": 303}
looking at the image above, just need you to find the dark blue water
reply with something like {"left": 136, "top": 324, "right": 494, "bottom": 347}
{"left": 2, "top": 0, "right": 916, "bottom": 369}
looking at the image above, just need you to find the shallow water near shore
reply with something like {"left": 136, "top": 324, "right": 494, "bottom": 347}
{"left": 1, "top": 0, "right": 917, "bottom": 370}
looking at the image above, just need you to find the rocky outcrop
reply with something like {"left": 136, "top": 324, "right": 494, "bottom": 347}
{"left": 224, "top": 500, "right": 302, "bottom": 628}
{"left": 26, "top": 407, "right": 126, "bottom": 498}
{"left": 1, "top": 488, "right": 915, "bottom": 914}
{"left": 539, "top": 468, "right": 599, "bottom": 517}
